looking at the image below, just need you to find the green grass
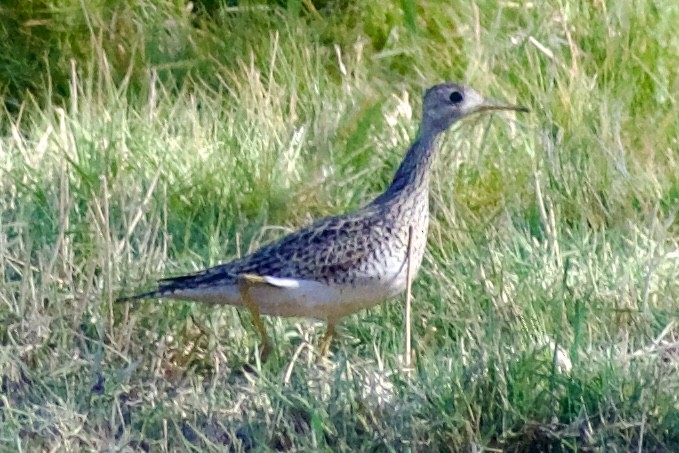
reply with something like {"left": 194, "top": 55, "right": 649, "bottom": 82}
{"left": 2, "top": 0, "right": 679, "bottom": 450}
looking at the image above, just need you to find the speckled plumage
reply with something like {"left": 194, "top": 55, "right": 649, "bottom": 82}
{"left": 118, "top": 82, "right": 527, "bottom": 357}
{"left": 126, "top": 136, "right": 433, "bottom": 322}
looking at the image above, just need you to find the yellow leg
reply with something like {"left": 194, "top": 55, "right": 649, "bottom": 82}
{"left": 318, "top": 321, "right": 336, "bottom": 358}
{"left": 237, "top": 274, "right": 272, "bottom": 362}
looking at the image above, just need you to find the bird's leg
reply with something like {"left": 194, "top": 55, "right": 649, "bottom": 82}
{"left": 237, "top": 274, "right": 272, "bottom": 362}
{"left": 318, "top": 321, "right": 336, "bottom": 359}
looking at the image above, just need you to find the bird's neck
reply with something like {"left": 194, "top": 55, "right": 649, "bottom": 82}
{"left": 374, "top": 128, "right": 441, "bottom": 205}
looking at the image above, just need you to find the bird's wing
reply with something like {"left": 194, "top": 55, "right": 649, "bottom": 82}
{"left": 118, "top": 205, "right": 390, "bottom": 301}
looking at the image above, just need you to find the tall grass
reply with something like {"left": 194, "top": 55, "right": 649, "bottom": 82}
{"left": 2, "top": 0, "right": 679, "bottom": 450}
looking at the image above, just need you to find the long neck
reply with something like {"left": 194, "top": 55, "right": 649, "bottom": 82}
{"left": 373, "top": 127, "right": 441, "bottom": 205}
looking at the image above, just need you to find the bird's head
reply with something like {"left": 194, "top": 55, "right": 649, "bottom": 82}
{"left": 421, "top": 82, "right": 528, "bottom": 134}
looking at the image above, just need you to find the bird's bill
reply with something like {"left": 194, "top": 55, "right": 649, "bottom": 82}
{"left": 475, "top": 100, "right": 529, "bottom": 114}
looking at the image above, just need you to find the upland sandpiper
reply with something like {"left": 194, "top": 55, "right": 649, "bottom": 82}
{"left": 118, "top": 83, "right": 527, "bottom": 360}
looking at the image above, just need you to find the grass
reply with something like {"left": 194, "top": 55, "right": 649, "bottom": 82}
{"left": 2, "top": 0, "right": 679, "bottom": 450}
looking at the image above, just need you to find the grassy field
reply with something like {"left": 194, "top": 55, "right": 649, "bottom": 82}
{"left": 2, "top": 0, "right": 679, "bottom": 450}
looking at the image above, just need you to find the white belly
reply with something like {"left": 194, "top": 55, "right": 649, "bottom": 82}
{"left": 170, "top": 257, "right": 414, "bottom": 322}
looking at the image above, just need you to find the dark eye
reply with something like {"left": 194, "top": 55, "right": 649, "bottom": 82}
{"left": 449, "top": 91, "right": 464, "bottom": 104}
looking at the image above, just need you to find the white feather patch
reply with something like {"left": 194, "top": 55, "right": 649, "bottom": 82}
{"left": 263, "top": 276, "right": 301, "bottom": 288}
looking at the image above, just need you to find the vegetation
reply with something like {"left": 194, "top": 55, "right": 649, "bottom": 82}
{"left": 2, "top": 0, "right": 678, "bottom": 450}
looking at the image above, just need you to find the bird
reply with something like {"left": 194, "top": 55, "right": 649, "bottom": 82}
{"left": 117, "top": 82, "right": 528, "bottom": 361}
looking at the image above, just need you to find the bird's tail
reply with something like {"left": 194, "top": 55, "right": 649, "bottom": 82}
{"left": 115, "top": 289, "right": 166, "bottom": 304}
{"left": 115, "top": 274, "right": 200, "bottom": 304}
{"left": 116, "top": 268, "right": 236, "bottom": 304}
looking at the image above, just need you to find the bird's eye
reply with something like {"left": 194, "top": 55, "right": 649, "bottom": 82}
{"left": 449, "top": 91, "right": 464, "bottom": 104}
